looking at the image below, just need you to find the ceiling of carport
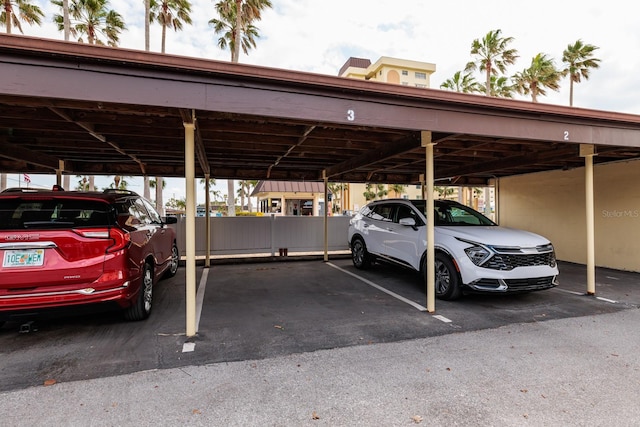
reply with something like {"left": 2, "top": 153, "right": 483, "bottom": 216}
{"left": 1, "top": 35, "right": 640, "bottom": 186}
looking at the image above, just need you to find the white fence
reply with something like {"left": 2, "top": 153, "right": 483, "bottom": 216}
{"left": 172, "top": 215, "right": 351, "bottom": 257}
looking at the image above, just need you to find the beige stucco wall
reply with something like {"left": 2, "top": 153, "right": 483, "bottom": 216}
{"left": 498, "top": 159, "right": 640, "bottom": 272}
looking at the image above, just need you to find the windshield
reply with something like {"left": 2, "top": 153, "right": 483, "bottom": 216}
{"left": 0, "top": 197, "right": 113, "bottom": 230}
{"left": 410, "top": 200, "right": 496, "bottom": 226}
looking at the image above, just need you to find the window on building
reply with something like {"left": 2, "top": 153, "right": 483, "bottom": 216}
{"left": 402, "top": 70, "right": 408, "bottom": 76}
{"left": 402, "top": 82, "right": 409, "bottom": 86}
{"left": 415, "top": 72, "right": 427, "bottom": 79}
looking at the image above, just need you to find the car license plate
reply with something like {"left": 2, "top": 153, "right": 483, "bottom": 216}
{"left": 2, "top": 249, "right": 45, "bottom": 267}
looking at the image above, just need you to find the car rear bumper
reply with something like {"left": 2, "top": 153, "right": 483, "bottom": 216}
{"left": 0, "top": 281, "right": 135, "bottom": 314}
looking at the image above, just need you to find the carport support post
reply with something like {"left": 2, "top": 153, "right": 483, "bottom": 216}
{"left": 204, "top": 173, "right": 211, "bottom": 269}
{"left": 581, "top": 144, "right": 596, "bottom": 295}
{"left": 323, "top": 171, "right": 329, "bottom": 262}
{"left": 56, "top": 160, "right": 64, "bottom": 187}
{"left": 184, "top": 121, "right": 197, "bottom": 337}
{"left": 422, "top": 131, "right": 436, "bottom": 313}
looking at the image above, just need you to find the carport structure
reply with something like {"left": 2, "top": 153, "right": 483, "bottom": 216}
{"left": 2, "top": 35, "right": 640, "bottom": 336}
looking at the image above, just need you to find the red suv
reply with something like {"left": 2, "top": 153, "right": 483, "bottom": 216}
{"left": 0, "top": 188, "right": 179, "bottom": 325}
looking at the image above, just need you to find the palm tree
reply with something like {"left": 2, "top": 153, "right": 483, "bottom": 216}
{"left": 388, "top": 184, "right": 406, "bottom": 198}
{"left": 0, "top": 4, "right": 40, "bottom": 200}
{"left": 562, "top": 40, "right": 601, "bottom": 107}
{"left": 52, "top": 0, "right": 126, "bottom": 46}
{"left": 149, "top": 0, "right": 192, "bottom": 54}
{"left": 149, "top": 177, "right": 166, "bottom": 213}
{"left": 363, "top": 184, "right": 376, "bottom": 202}
{"left": 147, "top": 1, "right": 192, "bottom": 219}
{"left": 513, "top": 53, "right": 562, "bottom": 103}
{"left": 440, "top": 71, "right": 482, "bottom": 94}
{"left": 211, "top": 0, "right": 271, "bottom": 216}
{"left": 108, "top": 175, "right": 129, "bottom": 190}
{"left": 480, "top": 75, "right": 515, "bottom": 98}
{"left": 465, "top": 29, "right": 518, "bottom": 97}
{"left": 1, "top": 0, "right": 44, "bottom": 34}
{"left": 211, "top": 0, "right": 272, "bottom": 62}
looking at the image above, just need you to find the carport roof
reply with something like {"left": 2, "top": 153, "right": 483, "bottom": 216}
{"left": 2, "top": 34, "right": 640, "bottom": 185}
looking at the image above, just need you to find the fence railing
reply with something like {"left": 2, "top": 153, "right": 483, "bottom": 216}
{"left": 172, "top": 215, "right": 351, "bottom": 257}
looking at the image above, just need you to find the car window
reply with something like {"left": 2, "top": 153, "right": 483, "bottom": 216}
{"left": 132, "top": 198, "right": 152, "bottom": 225}
{"left": 411, "top": 200, "right": 495, "bottom": 226}
{"left": 0, "top": 198, "right": 111, "bottom": 229}
{"left": 394, "top": 204, "right": 423, "bottom": 226}
{"left": 367, "top": 204, "right": 393, "bottom": 222}
{"left": 141, "top": 199, "right": 162, "bottom": 224}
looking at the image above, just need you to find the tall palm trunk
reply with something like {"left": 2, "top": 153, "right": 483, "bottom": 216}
{"left": 156, "top": 176, "right": 164, "bottom": 216}
{"left": 63, "top": 0, "right": 70, "bottom": 40}
{"left": 233, "top": 0, "right": 242, "bottom": 62}
{"left": 144, "top": 0, "right": 150, "bottom": 51}
{"left": 227, "top": 180, "right": 235, "bottom": 216}
{"left": 4, "top": 3, "right": 12, "bottom": 34}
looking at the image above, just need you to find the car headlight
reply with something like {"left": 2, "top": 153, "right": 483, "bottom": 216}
{"left": 464, "top": 245, "right": 492, "bottom": 266}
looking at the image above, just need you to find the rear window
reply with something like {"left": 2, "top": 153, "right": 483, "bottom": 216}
{"left": 0, "top": 198, "right": 113, "bottom": 230}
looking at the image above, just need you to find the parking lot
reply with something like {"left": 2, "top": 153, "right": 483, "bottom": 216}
{"left": 1, "top": 258, "right": 638, "bottom": 394}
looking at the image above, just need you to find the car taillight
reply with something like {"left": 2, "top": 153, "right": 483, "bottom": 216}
{"left": 74, "top": 228, "right": 131, "bottom": 253}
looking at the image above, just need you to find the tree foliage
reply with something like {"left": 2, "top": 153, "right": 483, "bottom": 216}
{"left": 465, "top": 29, "right": 518, "bottom": 97}
{"left": 52, "top": 0, "right": 126, "bottom": 46}
{"left": 1, "top": 0, "right": 44, "bottom": 34}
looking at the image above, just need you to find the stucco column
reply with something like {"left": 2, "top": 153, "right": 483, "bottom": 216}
{"left": 204, "top": 173, "right": 211, "bottom": 269}
{"left": 581, "top": 144, "right": 596, "bottom": 295}
{"left": 184, "top": 121, "right": 197, "bottom": 337}
{"left": 422, "top": 131, "right": 436, "bottom": 313}
{"left": 323, "top": 172, "right": 329, "bottom": 262}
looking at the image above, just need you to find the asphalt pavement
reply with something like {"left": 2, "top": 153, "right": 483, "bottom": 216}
{"left": 1, "top": 259, "right": 640, "bottom": 426}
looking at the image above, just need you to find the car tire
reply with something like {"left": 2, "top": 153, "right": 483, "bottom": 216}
{"left": 164, "top": 242, "right": 179, "bottom": 278}
{"left": 351, "top": 236, "right": 372, "bottom": 269}
{"left": 124, "top": 263, "right": 154, "bottom": 321}
{"left": 433, "top": 253, "right": 462, "bottom": 300}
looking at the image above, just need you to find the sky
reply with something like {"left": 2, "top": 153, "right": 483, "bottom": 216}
{"left": 8, "top": 0, "right": 640, "bottom": 204}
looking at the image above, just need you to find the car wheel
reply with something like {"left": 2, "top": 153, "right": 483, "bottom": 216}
{"left": 351, "top": 237, "right": 371, "bottom": 269}
{"left": 164, "top": 242, "right": 179, "bottom": 278}
{"left": 124, "top": 263, "right": 153, "bottom": 321}
{"left": 434, "top": 253, "right": 462, "bottom": 300}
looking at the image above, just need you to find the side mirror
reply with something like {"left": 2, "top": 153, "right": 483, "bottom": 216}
{"left": 399, "top": 217, "right": 416, "bottom": 227}
{"left": 163, "top": 216, "right": 178, "bottom": 224}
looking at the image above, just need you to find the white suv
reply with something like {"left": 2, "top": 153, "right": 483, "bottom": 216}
{"left": 348, "top": 199, "right": 558, "bottom": 300}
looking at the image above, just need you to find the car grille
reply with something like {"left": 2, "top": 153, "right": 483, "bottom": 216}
{"left": 469, "top": 276, "right": 556, "bottom": 292}
{"left": 504, "top": 276, "right": 556, "bottom": 291}
{"left": 484, "top": 252, "right": 555, "bottom": 271}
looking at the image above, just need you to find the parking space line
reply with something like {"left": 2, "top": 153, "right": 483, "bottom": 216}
{"left": 327, "top": 262, "right": 428, "bottom": 312}
{"left": 432, "top": 314, "right": 452, "bottom": 323}
{"left": 181, "top": 269, "right": 209, "bottom": 353}
{"left": 195, "top": 268, "right": 209, "bottom": 334}
{"left": 554, "top": 288, "right": 584, "bottom": 296}
{"left": 554, "top": 287, "right": 618, "bottom": 304}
